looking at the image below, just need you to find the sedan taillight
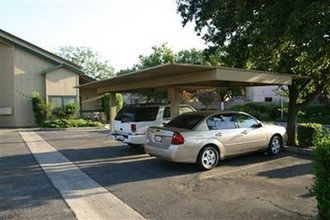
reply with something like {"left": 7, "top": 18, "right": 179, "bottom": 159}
{"left": 171, "top": 132, "right": 184, "bottom": 145}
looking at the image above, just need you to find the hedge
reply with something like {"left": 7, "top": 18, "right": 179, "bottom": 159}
{"left": 229, "top": 102, "right": 282, "bottom": 121}
{"left": 229, "top": 103, "right": 330, "bottom": 124}
{"left": 43, "top": 119, "right": 102, "bottom": 128}
{"left": 311, "top": 129, "right": 330, "bottom": 219}
{"left": 301, "top": 104, "right": 330, "bottom": 124}
{"left": 297, "top": 123, "right": 323, "bottom": 147}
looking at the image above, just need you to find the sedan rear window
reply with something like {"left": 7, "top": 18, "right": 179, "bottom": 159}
{"left": 166, "top": 114, "right": 203, "bottom": 130}
{"left": 115, "top": 106, "right": 159, "bottom": 122}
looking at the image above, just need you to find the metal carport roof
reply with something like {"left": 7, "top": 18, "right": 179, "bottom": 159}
{"left": 78, "top": 63, "right": 295, "bottom": 130}
{"left": 78, "top": 63, "right": 293, "bottom": 93}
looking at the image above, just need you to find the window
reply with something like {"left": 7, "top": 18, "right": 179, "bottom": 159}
{"left": 115, "top": 106, "right": 159, "bottom": 122}
{"left": 235, "top": 114, "right": 259, "bottom": 128}
{"left": 163, "top": 106, "right": 195, "bottom": 120}
{"left": 166, "top": 114, "right": 203, "bottom": 130}
{"left": 207, "top": 114, "right": 236, "bottom": 130}
{"left": 163, "top": 107, "right": 171, "bottom": 119}
{"left": 180, "top": 106, "right": 195, "bottom": 114}
{"left": 49, "top": 96, "right": 76, "bottom": 107}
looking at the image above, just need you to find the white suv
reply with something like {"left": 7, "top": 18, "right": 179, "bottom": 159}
{"left": 111, "top": 104, "right": 196, "bottom": 147}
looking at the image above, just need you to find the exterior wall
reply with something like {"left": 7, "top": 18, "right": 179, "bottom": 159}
{"left": 46, "top": 69, "right": 79, "bottom": 97}
{"left": 0, "top": 43, "right": 15, "bottom": 127}
{"left": 13, "top": 47, "right": 51, "bottom": 127}
{"left": 0, "top": 42, "right": 80, "bottom": 127}
{"left": 80, "top": 88, "right": 101, "bottom": 111}
{"left": 245, "top": 86, "right": 285, "bottom": 103}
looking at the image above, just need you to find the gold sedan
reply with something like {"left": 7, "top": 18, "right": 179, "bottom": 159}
{"left": 145, "top": 111, "right": 287, "bottom": 171}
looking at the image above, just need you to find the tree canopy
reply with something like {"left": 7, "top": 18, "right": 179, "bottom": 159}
{"left": 177, "top": 0, "right": 330, "bottom": 145}
{"left": 128, "top": 43, "right": 200, "bottom": 102}
{"left": 55, "top": 46, "right": 115, "bottom": 80}
{"left": 119, "top": 43, "right": 242, "bottom": 104}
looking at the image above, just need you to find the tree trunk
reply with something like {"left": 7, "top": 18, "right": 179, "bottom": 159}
{"left": 287, "top": 84, "right": 299, "bottom": 146}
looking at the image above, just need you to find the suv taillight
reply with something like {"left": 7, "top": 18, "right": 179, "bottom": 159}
{"left": 131, "top": 124, "right": 136, "bottom": 132}
{"left": 171, "top": 132, "right": 184, "bottom": 145}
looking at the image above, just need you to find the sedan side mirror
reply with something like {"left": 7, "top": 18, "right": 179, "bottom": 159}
{"left": 251, "top": 123, "right": 263, "bottom": 128}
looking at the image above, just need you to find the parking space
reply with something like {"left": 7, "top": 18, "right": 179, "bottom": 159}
{"left": 1, "top": 129, "right": 317, "bottom": 219}
{"left": 0, "top": 129, "right": 75, "bottom": 220}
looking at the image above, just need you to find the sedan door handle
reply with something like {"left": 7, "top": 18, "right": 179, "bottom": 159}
{"left": 215, "top": 132, "right": 222, "bottom": 137}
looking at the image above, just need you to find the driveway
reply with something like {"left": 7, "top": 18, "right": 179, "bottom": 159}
{"left": 1, "top": 128, "right": 317, "bottom": 219}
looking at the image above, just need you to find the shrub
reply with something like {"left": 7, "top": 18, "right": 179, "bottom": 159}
{"left": 52, "top": 106, "right": 67, "bottom": 119}
{"left": 102, "top": 93, "right": 123, "bottom": 123}
{"left": 85, "top": 120, "right": 103, "bottom": 127}
{"left": 311, "top": 129, "right": 330, "bottom": 219}
{"left": 65, "top": 103, "right": 79, "bottom": 118}
{"left": 297, "top": 123, "right": 323, "bottom": 147}
{"left": 43, "top": 119, "right": 70, "bottom": 128}
{"left": 30, "top": 92, "right": 52, "bottom": 125}
{"left": 69, "top": 119, "right": 88, "bottom": 127}
{"left": 52, "top": 103, "right": 79, "bottom": 119}
{"left": 43, "top": 119, "right": 102, "bottom": 128}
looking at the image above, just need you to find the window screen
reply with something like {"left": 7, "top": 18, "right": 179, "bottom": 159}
{"left": 49, "top": 96, "right": 76, "bottom": 107}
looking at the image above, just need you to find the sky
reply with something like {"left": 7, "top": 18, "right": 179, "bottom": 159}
{"left": 0, "top": 0, "right": 207, "bottom": 71}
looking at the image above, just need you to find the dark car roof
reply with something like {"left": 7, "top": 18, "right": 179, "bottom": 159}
{"left": 122, "top": 103, "right": 192, "bottom": 108}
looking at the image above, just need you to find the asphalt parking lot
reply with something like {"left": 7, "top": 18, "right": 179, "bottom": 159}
{"left": 1, "top": 128, "right": 317, "bottom": 219}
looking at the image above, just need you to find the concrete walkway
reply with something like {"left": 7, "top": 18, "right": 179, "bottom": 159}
{"left": 19, "top": 131, "right": 145, "bottom": 220}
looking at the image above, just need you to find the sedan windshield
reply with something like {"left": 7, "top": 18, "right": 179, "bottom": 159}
{"left": 166, "top": 114, "right": 203, "bottom": 129}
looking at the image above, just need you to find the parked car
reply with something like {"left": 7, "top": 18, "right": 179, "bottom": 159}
{"left": 111, "top": 104, "right": 196, "bottom": 147}
{"left": 145, "top": 111, "right": 287, "bottom": 170}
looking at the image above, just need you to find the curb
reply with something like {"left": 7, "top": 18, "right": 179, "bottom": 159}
{"left": 37, "top": 126, "right": 109, "bottom": 132}
{"left": 284, "top": 146, "right": 313, "bottom": 157}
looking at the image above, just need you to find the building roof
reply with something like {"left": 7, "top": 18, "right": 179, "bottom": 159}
{"left": 0, "top": 29, "right": 95, "bottom": 82}
{"left": 79, "top": 63, "right": 294, "bottom": 93}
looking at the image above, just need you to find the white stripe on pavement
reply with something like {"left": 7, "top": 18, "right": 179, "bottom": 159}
{"left": 20, "top": 131, "right": 145, "bottom": 220}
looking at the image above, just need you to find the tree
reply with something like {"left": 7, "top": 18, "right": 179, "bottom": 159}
{"left": 177, "top": 0, "right": 330, "bottom": 146}
{"left": 137, "top": 43, "right": 176, "bottom": 68}
{"left": 196, "top": 89, "right": 217, "bottom": 109}
{"left": 124, "top": 43, "right": 231, "bottom": 103}
{"left": 55, "top": 46, "right": 115, "bottom": 80}
{"left": 126, "top": 44, "right": 199, "bottom": 102}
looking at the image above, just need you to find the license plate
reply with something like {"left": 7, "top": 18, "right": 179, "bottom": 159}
{"left": 155, "top": 135, "right": 162, "bottom": 143}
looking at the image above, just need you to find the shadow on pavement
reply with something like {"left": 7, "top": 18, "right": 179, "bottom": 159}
{"left": 257, "top": 162, "right": 313, "bottom": 179}
{"left": 0, "top": 131, "right": 75, "bottom": 218}
{"left": 0, "top": 129, "right": 314, "bottom": 215}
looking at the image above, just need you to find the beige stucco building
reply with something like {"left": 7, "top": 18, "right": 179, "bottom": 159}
{"left": 0, "top": 29, "right": 97, "bottom": 127}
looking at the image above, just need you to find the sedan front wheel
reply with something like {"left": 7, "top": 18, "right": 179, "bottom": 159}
{"left": 197, "top": 146, "right": 219, "bottom": 171}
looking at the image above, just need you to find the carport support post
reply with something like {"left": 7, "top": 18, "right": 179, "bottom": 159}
{"left": 168, "top": 87, "right": 180, "bottom": 118}
{"left": 109, "top": 93, "right": 117, "bottom": 131}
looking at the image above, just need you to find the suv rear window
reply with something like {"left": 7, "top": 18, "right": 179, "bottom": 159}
{"left": 115, "top": 106, "right": 159, "bottom": 122}
{"left": 166, "top": 114, "right": 203, "bottom": 130}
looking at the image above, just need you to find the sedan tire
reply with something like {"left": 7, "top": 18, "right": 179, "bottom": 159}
{"left": 267, "top": 135, "right": 282, "bottom": 156}
{"left": 197, "top": 146, "right": 219, "bottom": 171}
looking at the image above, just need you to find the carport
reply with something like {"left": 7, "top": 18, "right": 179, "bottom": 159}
{"left": 78, "top": 63, "right": 293, "bottom": 129}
